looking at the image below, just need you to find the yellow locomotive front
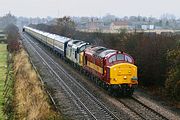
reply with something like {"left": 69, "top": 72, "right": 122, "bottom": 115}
{"left": 105, "top": 52, "right": 138, "bottom": 96}
{"left": 108, "top": 63, "right": 138, "bottom": 85}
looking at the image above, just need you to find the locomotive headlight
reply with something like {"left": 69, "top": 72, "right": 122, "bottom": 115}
{"left": 124, "top": 76, "right": 127, "bottom": 79}
{"left": 131, "top": 77, "right": 138, "bottom": 80}
{"left": 114, "top": 78, "right": 117, "bottom": 81}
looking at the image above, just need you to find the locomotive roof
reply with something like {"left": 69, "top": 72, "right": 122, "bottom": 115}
{"left": 77, "top": 42, "right": 90, "bottom": 48}
{"left": 91, "top": 46, "right": 107, "bottom": 52}
{"left": 74, "top": 40, "right": 85, "bottom": 46}
{"left": 85, "top": 46, "right": 124, "bottom": 58}
{"left": 68, "top": 40, "right": 89, "bottom": 49}
{"left": 85, "top": 46, "right": 107, "bottom": 56}
{"left": 68, "top": 40, "right": 81, "bottom": 45}
{"left": 98, "top": 49, "right": 116, "bottom": 58}
{"left": 73, "top": 41, "right": 88, "bottom": 48}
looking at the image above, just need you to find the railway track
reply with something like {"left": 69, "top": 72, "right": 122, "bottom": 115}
{"left": 22, "top": 33, "right": 120, "bottom": 120}
{"left": 118, "top": 97, "right": 169, "bottom": 120}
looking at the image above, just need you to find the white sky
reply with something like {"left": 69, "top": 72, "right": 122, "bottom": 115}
{"left": 0, "top": 0, "right": 180, "bottom": 18}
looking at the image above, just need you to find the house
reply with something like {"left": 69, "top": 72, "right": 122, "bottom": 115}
{"left": 0, "top": 30, "right": 7, "bottom": 43}
{"left": 86, "top": 21, "right": 103, "bottom": 31}
{"left": 110, "top": 21, "right": 128, "bottom": 31}
{"left": 141, "top": 25, "right": 155, "bottom": 30}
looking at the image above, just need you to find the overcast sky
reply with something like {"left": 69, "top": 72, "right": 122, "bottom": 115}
{"left": 0, "top": 0, "right": 180, "bottom": 18}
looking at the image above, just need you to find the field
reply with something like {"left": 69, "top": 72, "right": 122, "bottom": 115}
{"left": 0, "top": 44, "right": 7, "bottom": 119}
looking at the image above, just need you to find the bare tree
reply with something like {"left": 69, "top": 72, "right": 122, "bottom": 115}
{"left": 0, "top": 12, "right": 17, "bottom": 28}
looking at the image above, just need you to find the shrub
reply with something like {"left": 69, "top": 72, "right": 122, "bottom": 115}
{"left": 5, "top": 24, "right": 20, "bottom": 52}
{"left": 165, "top": 45, "right": 180, "bottom": 101}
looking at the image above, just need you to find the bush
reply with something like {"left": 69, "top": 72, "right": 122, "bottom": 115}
{"left": 165, "top": 45, "right": 180, "bottom": 101}
{"left": 174, "top": 81, "right": 180, "bottom": 101}
{"left": 5, "top": 24, "right": 20, "bottom": 52}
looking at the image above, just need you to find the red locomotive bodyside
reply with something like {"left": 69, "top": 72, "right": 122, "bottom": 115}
{"left": 83, "top": 46, "right": 115, "bottom": 84}
{"left": 83, "top": 47, "right": 105, "bottom": 79}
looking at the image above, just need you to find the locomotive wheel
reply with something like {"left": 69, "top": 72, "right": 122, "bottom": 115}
{"left": 108, "top": 87, "right": 112, "bottom": 94}
{"left": 95, "top": 79, "right": 99, "bottom": 86}
{"left": 122, "top": 88, "right": 134, "bottom": 97}
{"left": 107, "top": 86, "right": 113, "bottom": 95}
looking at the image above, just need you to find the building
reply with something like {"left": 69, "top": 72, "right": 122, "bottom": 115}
{"left": 110, "top": 21, "right": 128, "bottom": 31}
{"left": 141, "top": 25, "right": 155, "bottom": 30}
{"left": 77, "top": 18, "right": 105, "bottom": 32}
{"left": 0, "top": 30, "right": 7, "bottom": 43}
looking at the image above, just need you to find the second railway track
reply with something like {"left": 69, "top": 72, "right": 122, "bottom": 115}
{"left": 22, "top": 33, "right": 120, "bottom": 120}
{"left": 118, "top": 97, "right": 169, "bottom": 120}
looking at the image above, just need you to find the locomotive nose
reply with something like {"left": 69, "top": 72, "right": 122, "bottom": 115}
{"left": 108, "top": 63, "right": 138, "bottom": 85}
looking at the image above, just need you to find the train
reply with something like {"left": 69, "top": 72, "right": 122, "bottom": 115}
{"left": 23, "top": 26, "right": 138, "bottom": 96}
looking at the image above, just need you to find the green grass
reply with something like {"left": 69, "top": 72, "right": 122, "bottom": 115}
{"left": 0, "top": 44, "right": 7, "bottom": 119}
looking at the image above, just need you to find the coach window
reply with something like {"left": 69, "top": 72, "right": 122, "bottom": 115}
{"left": 109, "top": 55, "right": 116, "bottom": 63}
{"left": 125, "top": 55, "right": 133, "bottom": 63}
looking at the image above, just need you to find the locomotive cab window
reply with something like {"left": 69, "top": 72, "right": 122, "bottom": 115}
{"left": 125, "top": 55, "right": 133, "bottom": 63}
{"left": 79, "top": 45, "right": 85, "bottom": 53}
{"left": 109, "top": 55, "right": 116, "bottom": 63}
{"left": 117, "top": 54, "right": 124, "bottom": 61}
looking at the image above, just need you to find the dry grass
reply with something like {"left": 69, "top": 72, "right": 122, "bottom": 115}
{"left": 13, "top": 49, "right": 59, "bottom": 120}
{"left": 0, "top": 44, "right": 7, "bottom": 120}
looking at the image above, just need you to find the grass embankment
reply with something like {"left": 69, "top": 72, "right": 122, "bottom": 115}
{"left": 13, "top": 49, "right": 60, "bottom": 119}
{"left": 0, "top": 44, "right": 7, "bottom": 119}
